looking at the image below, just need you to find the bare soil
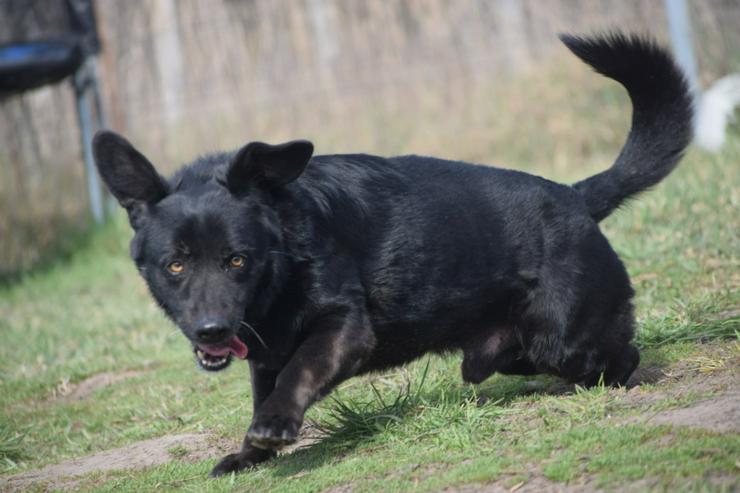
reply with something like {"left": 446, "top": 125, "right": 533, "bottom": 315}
{"left": 0, "top": 433, "right": 227, "bottom": 492}
{"left": 641, "top": 391, "right": 739, "bottom": 432}
{"left": 48, "top": 370, "right": 146, "bottom": 402}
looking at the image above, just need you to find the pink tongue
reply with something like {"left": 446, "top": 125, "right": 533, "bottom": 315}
{"left": 201, "top": 336, "right": 248, "bottom": 359}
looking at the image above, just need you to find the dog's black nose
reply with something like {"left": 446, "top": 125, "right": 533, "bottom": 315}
{"left": 195, "top": 321, "right": 231, "bottom": 344}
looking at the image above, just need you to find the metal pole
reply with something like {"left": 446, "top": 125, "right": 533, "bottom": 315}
{"left": 87, "top": 57, "right": 117, "bottom": 216}
{"left": 74, "top": 58, "right": 105, "bottom": 223}
{"left": 665, "top": 0, "right": 701, "bottom": 92}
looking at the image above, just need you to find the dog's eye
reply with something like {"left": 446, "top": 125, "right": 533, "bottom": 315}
{"left": 166, "top": 261, "right": 185, "bottom": 275}
{"left": 229, "top": 255, "right": 246, "bottom": 269}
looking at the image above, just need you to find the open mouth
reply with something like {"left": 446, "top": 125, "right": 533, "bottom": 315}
{"left": 193, "top": 336, "right": 249, "bottom": 372}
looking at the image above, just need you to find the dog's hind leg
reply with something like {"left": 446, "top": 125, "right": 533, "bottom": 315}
{"left": 564, "top": 300, "right": 639, "bottom": 388}
{"left": 521, "top": 275, "right": 639, "bottom": 388}
{"left": 579, "top": 305, "right": 640, "bottom": 387}
{"left": 513, "top": 224, "right": 641, "bottom": 388}
{"left": 598, "top": 343, "right": 639, "bottom": 387}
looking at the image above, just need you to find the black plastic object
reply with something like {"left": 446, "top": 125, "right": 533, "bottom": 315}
{"left": 0, "top": 0, "right": 98, "bottom": 98}
{"left": 0, "top": 40, "right": 82, "bottom": 96}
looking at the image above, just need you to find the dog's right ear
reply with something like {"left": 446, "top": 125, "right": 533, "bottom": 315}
{"left": 225, "top": 140, "right": 313, "bottom": 194}
{"left": 92, "top": 130, "right": 169, "bottom": 227}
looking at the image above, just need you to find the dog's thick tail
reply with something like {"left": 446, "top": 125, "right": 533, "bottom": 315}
{"left": 561, "top": 32, "right": 694, "bottom": 222}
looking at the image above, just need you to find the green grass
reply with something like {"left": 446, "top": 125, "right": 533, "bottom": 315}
{"left": 1, "top": 85, "right": 739, "bottom": 491}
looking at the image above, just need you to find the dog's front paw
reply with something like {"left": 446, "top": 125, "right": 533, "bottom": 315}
{"left": 247, "top": 414, "right": 301, "bottom": 449}
{"left": 210, "top": 447, "right": 275, "bottom": 477}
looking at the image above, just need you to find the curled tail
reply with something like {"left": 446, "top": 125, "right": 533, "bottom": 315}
{"left": 561, "top": 32, "right": 694, "bottom": 222}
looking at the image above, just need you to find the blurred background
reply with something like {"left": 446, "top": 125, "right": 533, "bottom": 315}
{"left": 1, "top": 4, "right": 738, "bottom": 487}
{"left": 1, "top": 0, "right": 738, "bottom": 278}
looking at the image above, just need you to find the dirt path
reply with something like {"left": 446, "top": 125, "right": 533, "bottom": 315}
{"left": 49, "top": 370, "right": 146, "bottom": 402}
{"left": 3, "top": 353, "right": 738, "bottom": 492}
{"left": 0, "top": 433, "right": 227, "bottom": 492}
{"left": 621, "top": 356, "right": 739, "bottom": 433}
{"left": 640, "top": 391, "right": 739, "bottom": 432}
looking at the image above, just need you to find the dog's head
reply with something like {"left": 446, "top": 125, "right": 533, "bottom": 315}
{"left": 92, "top": 131, "right": 313, "bottom": 371}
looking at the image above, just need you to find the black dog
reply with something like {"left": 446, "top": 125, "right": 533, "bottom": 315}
{"left": 92, "top": 32, "right": 692, "bottom": 476}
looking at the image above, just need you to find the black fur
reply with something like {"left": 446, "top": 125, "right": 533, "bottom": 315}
{"left": 563, "top": 32, "right": 694, "bottom": 221}
{"left": 92, "top": 32, "right": 693, "bottom": 477}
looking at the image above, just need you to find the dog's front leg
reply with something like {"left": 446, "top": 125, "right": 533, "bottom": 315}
{"left": 247, "top": 310, "right": 372, "bottom": 450}
{"left": 210, "top": 361, "right": 279, "bottom": 476}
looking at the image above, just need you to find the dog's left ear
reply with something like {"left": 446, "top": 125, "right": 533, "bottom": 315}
{"left": 226, "top": 140, "right": 313, "bottom": 193}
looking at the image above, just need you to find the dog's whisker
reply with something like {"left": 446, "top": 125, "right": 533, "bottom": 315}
{"left": 240, "top": 320, "right": 270, "bottom": 350}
